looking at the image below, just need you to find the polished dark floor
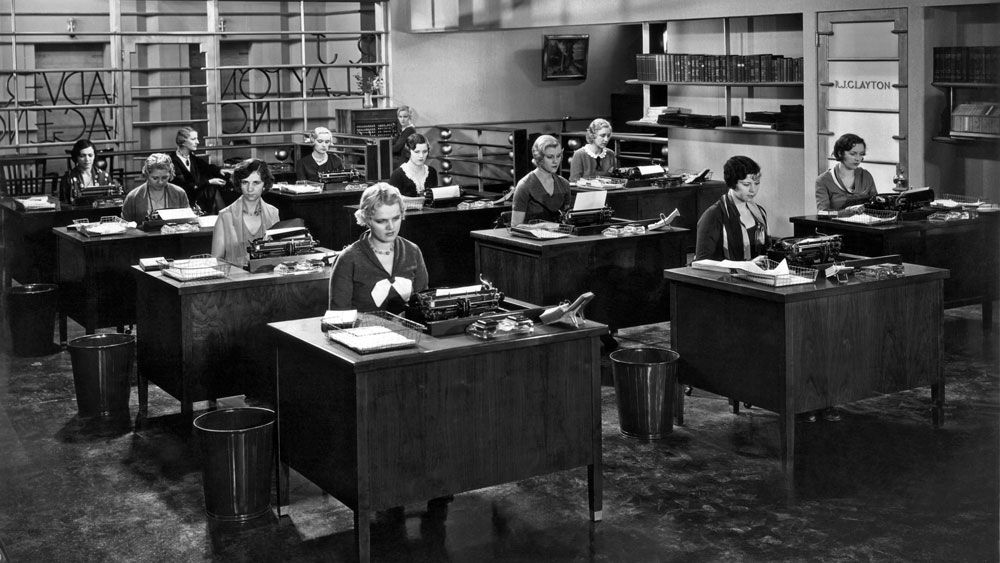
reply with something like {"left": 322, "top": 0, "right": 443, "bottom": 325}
{"left": 0, "top": 303, "right": 997, "bottom": 562}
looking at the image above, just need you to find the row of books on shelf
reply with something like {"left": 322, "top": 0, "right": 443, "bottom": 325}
{"left": 740, "top": 106, "right": 804, "bottom": 132}
{"left": 950, "top": 103, "right": 999, "bottom": 137}
{"left": 635, "top": 53, "right": 803, "bottom": 84}
{"left": 932, "top": 46, "right": 999, "bottom": 84}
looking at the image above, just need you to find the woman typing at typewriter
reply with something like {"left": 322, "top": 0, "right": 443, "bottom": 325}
{"left": 328, "top": 183, "right": 428, "bottom": 315}
{"left": 121, "top": 153, "right": 190, "bottom": 223}
{"left": 294, "top": 126, "right": 344, "bottom": 183}
{"left": 212, "top": 159, "right": 281, "bottom": 265}
{"left": 568, "top": 118, "right": 617, "bottom": 182}
{"left": 171, "top": 127, "right": 231, "bottom": 215}
{"left": 388, "top": 133, "right": 439, "bottom": 197}
{"left": 815, "top": 133, "right": 878, "bottom": 211}
{"left": 694, "top": 155, "right": 768, "bottom": 261}
{"left": 59, "top": 139, "right": 121, "bottom": 204}
{"left": 510, "top": 134, "right": 573, "bottom": 227}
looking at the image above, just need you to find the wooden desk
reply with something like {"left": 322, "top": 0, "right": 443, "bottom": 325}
{"left": 791, "top": 214, "right": 998, "bottom": 327}
{"left": 346, "top": 203, "right": 507, "bottom": 287}
{"left": 269, "top": 316, "right": 605, "bottom": 562}
{"left": 472, "top": 227, "right": 688, "bottom": 329}
{"left": 1, "top": 198, "right": 122, "bottom": 289}
{"left": 54, "top": 226, "right": 213, "bottom": 343}
{"left": 262, "top": 184, "right": 364, "bottom": 251}
{"left": 133, "top": 266, "right": 329, "bottom": 424}
{"left": 664, "top": 264, "right": 948, "bottom": 492}
{"left": 572, "top": 180, "right": 727, "bottom": 248}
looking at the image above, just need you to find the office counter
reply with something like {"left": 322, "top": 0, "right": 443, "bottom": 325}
{"left": 133, "top": 266, "right": 329, "bottom": 424}
{"left": 472, "top": 226, "right": 688, "bottom": 329}
{"left": 269, "top": 315, "right": 605, "bottom": 562}
{"left": 1, "top": 198, "right": 122, "bottom": 289}
{"left": 54, "top": 226, "right": 213, "bottom": 342}
{"left": 664, "top": 263, "right": 948, "bottom": 493}
{"left": 346, "top": 203, "right": 507, "bottom": 287}
{"left": 791, "top": 214, "right": 998, "bottom": 327}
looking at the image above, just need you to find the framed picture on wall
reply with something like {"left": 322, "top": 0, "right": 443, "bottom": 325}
{"left": 542, "top": 34, "right": 589, "bottom": 81}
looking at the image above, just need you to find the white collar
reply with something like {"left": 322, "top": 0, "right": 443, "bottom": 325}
{"left": 584, "top": 145, "right": 608, "bottom": 160}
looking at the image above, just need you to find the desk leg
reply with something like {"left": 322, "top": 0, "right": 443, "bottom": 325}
{"left": 983, "top": 300, "right": 993, "bottom": 332}
{"left": 932, "top": 381, "right": 945, "bottom": 428}
{"left": 588, "top": 463, "right": 603, "bottom": 521}
{"left": 676, "top": 384, "right": 685, "bottom": 426}
{"left": 780, "top": 409, "right": 795, "bottom": 498}
{"left": 136, "top": 370, "right": 148, "bottom": 430}
{"left": 59, "top": 312, "right": 68, "bottom": 346}
{"left": 354, "top": 508, "right": 371, "bottom": 563}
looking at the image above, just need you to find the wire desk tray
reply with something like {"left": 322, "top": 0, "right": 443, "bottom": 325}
{"left": 159, "top": 255, "right": 230, "bottom": 282}
{"left": 730, "top": 258, "right": 818, "bottom": 287}
{"left": 833, "top": 209, "right": 898, "bottom": 225}
{"left": 325, "top": 310, "right": 426, "bottom": 354}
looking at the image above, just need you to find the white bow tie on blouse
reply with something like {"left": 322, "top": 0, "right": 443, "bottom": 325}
{"left": 370, "top": 277, "right": 414, "bottom": 307}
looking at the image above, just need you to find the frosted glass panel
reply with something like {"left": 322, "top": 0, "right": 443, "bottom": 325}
{"left": 826, "top": 111, "right": 899, "bottom": 163}
{"left": 830, "top": 21, "right": 896, "bottom": 59}
{"left": 828, "top": 61, "right": 898, "bottom": 110}
{"left": 861, "top": 162, "right": 896, "bottom": 194}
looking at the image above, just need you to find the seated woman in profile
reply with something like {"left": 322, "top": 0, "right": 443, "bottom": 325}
{"left": 815, "top": 132, "right": 878, "bottom": 211}
{"left": 121, "top": 153, "right": 190, "bottom": 223}
{"left": 387, "top": 133, "right": 438, "bottom": 197}
{"left": 328, "top": 183, "right": 428, "bottom": 315}
{"left": 170, "top": 127, "right": 230, "bottom": 215}
{"left": 295, "top": 126, "right": 343, "bottom": 183}
{"left": 212, "top": 159, "right": 281, "bottom": 265}
{"left": 391, "top": 105, "right": 417, "bottom": 167}
{"left": 694, "top": 155, "right": 768, "bottom": 261}
{"left": 510, "top": 134, "right": 572, "bottom": 227}
{"left": 568, "top": 118, "right": 617, "bottom": 182}
{"left": 59, "top": 139, "right": 121, "bottom": 204}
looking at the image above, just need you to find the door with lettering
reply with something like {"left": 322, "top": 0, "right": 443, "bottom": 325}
{"left": 817, "top": 9, "right": 907, "bottom": 191}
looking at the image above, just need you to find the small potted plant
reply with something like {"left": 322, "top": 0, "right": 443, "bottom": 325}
{"left": 354, "top": 72, "right": 384, "bottom": 108}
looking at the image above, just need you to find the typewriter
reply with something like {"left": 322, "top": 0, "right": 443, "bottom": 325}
{"left": 767, "top": 234, "right": 843, "bottom": 266}
{"left": 423, "top": 186, "right": 463, "bottom": 208}
{"left": 864, "top": 187, "right": 935, "bottom": 220}
{"left": 318, "top": 169, "right": 363, "bottom": 184}
{"left": 609, "top": 164, "right": 679, "bottom": 188}
{"left": 560, "top": 207, "right": 614, "bottom": 234}
{"left": 247, "top": 228, "right": 318, "bottom": 259}
{"left": 71, "top": 185, "right": 123, "bottom": 207}
{"left": 409, "top": 278, "right": 505, "bottom": 323}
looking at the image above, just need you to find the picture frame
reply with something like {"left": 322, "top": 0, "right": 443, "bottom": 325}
{"left": 542, "top": 34, "right": 589, "bottom": 81}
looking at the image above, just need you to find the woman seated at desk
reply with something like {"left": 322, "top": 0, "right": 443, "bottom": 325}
{"left": 391, "top": 105, "right": 417, "bottom": 167}
{"left": 121, "top": 153, "right": 190, "bottom": 223}
{"left": 328, "top": 183, "right": 428, "bottom": 315}
{"left": 212, "top": 159, "right": 281, "bottom": 265}
{"left": 815, "top": 133, "right": 878, "bottom": 212}
{"left": 170, "top": 127, "right": 230, "bottom": 215}
{"left": 695, "top": 155, "right": 768, "bottom": 261}
{"left": 568, "top": 118, "right": 617, "bottom": 182}
{"left": 59, "top": 139, "right": 121, "bottom": 204}
{"left": 295, "top": 126, "right": 343, "bottom": 183}
{"left": 387, "top": 133, "right": 438, "bottom": 197}
{"left": 510, "top": 134, "right": 572, "bottom": 227}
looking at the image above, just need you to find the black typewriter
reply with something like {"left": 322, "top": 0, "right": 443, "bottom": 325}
{"left": 767, "top": 234, "right": 843, "bottom": 266}
{"left": 71, "top": 185, "right": 123, "bottom": 207}
{"left": 318, "top": 169, "right": 363, "bottom": 184}
{"left": 560, "top": 207, "right": 614, "bottom": 231}
{"left": 423, "top": 187, "right": 463, "bottom": 208}
{"left": 409, "top": 278, "right": 505, "bottom": 323}
{"left": 865, "top": 187, "right": 935, "bottom": 220}
{"left": 247, "top": 228, "right": 318, "bottom": 259}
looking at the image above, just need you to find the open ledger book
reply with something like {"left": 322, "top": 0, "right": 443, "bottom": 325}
{"left": 692, "top": 257, "right": 817, "bottom": 287}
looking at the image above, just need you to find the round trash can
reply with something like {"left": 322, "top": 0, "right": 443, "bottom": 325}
{"left": 193, "top": 407, "right": 275, "bottom": 522}
{"left": 68, "top": 333, "right": 135, "bottom": 419}
{"left": 6, "top": 283, "right": 58, "bottom": 357}
{"left": 610, "top": 347, "right": 680, "bottom": 440}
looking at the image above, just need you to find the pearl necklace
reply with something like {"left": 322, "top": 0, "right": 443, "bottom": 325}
{"left": 370, "top": 243, "right": 393, "bottom": 256}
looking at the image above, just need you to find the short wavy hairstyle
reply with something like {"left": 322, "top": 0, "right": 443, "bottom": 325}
{"left": 310, "top": 126, "right": 333, "bottom": 143}
{"left": 232, "top": 158, "right": 274, "bottom": 192}
{"left": 353, "top": 182, "right": 405, "bottom": 227}
{"left": 585, "top": 118, "right": 612, "bottom": 144}
{"left": 142, "top": 153, "right": 175, "bottom": 180}
{"left": 832, "top": 133, "right": 866, "bottom": 162}
{"left": 723, "top": 155, "right": 761, "bottom": 188}
{"left": 403, "top": 133, "right": 430, "bottom": 160}
{"left": 175, "top": 127, "right": 197, "bottom": 147}
{"left": 70, "top": 139, "right": 96, "bottom": 163}
{"left": 530, "top": 134, "right": 561, "bottom": 165}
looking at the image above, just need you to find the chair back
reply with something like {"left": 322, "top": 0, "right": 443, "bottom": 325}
{"left": 0, "top": 157, "right": 50, "bottom": 197}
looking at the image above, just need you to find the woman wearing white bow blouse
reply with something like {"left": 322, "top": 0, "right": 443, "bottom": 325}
{"left": 328, "top": 183, "right": 428, "bottom": 315}
{"left": 569, "top": 118, "right": 617, "bottom": 182}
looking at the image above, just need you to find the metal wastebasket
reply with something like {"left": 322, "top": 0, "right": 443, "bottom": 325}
{"left": 6, "top": 283, "right": 58, "bottom": 356}
{"left": 68, "top": 333, "right": 135, "bottom": 419}
{"left": 193, "top": 407, "right": 275, "bottom": 521}
{"left": 610, "top": 347, "right": 680, "bottom": 440}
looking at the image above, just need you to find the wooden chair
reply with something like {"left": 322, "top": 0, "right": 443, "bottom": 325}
{"left": 0, "top": 156, "right": 52, "bottom": 197}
